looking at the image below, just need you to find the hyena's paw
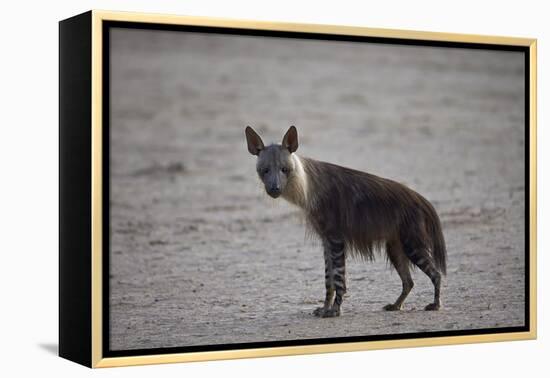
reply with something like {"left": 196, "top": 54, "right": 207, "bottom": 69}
{"left": 320, "top": 308, "right": 340, "bottom": 318}
{"left": 313, "top": 307, "right": 340, "bottom": 318}
{"left": 424, "top": 303, "right": 441, "bottom": 311}
{"left": 383, "top": 303, "right": 402, "bottom": 311}
{"left": 312, "top": 307, "right": 326, "bottom": 317}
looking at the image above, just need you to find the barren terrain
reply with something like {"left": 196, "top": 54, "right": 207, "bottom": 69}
{"left": 109, "top": 28, "right": 526, "bottom": 350}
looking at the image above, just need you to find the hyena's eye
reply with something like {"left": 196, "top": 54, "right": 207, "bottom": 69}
{"left": 281, "top": 167, "right": 289, "bottom": 174}
{"left": 261, "top": 167, "right": 270, "bottom": 175}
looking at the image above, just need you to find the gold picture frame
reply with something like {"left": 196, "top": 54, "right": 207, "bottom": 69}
{"left": 59, "top": 10, "right": 537, "bottom": 368}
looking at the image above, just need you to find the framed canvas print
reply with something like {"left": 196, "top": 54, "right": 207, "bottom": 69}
{"left": 59, "top": 10, "right": 537, "bottom": 368}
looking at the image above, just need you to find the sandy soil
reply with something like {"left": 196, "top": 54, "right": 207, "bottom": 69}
{"left": 108, "top": 28, "right": 526, "bottom": 351}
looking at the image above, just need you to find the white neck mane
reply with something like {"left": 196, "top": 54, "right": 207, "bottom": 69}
{"left": 282, "top": 154, "right": 309, "bottom": 209}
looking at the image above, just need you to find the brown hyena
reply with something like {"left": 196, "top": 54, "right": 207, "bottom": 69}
{"left": 245, "top": 126, "right": 447, "bottom": 318}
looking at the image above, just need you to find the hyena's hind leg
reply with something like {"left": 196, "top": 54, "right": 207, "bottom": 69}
{"left": 404, "top": 243, "right": 442, "bottom": 311}
{"left": 313, "top": 236, "right": 346, "bottom": 318}
{"left": 383, "top": 241, "right": 414, "bottom": 311}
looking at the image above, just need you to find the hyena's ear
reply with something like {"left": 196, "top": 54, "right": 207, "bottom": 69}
{"left": 282, "top": 125, "right": 298, "bottom": 153}
{"left": 245, "top": 126, "right": 265, "bottom": 156}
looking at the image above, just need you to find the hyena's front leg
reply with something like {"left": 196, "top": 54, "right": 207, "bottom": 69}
{"left": 313, "top": 237, "right": 346, "bottom": 318}
{"left": 313, "top": 247, "right": 335, "bottom": 317}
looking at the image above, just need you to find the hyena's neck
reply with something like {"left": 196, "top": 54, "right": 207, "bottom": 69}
{"left": 282, "top": 154, "right": 309, "bottom": 209}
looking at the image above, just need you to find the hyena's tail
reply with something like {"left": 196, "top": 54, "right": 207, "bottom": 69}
{"left": 423, "top": 199, "right": 447, "bottom": 275}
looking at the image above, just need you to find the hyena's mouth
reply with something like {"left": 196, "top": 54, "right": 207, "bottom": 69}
{"left": 267, "top": 190, "right": 281, "bottom": 199}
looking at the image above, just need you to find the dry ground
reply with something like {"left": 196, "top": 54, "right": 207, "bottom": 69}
{"left": 109, "top": 28, "right": 526, "bottom": 350}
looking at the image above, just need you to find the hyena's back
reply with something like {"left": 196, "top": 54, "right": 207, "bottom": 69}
{"left": 300, "top": 157, "right": 447, "bottom": 274}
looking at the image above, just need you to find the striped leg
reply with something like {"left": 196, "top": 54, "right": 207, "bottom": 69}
{"left": 313, "top": 237, "right": 346, "bottom": 318}
{"left": 407, "top": 248, "right": 442, "bottom": 311}
{"left": 313, "top": 247, "right": 335, "bottom": 316}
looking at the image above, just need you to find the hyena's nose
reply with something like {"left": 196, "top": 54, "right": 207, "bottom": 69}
{"left": 267, "top": 184, "right": 281, "bottom": 198}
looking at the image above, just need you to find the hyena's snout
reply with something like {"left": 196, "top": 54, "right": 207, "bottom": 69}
{"left": 266, "top": 182, "right": 282, "bottom": 198}
{"left": 263, "top": 171, "right": 285, "bottom": 198}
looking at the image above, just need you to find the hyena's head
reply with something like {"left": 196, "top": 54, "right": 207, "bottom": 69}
{"left": 245, "top": 126, "right": 299, "bottom": 199}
